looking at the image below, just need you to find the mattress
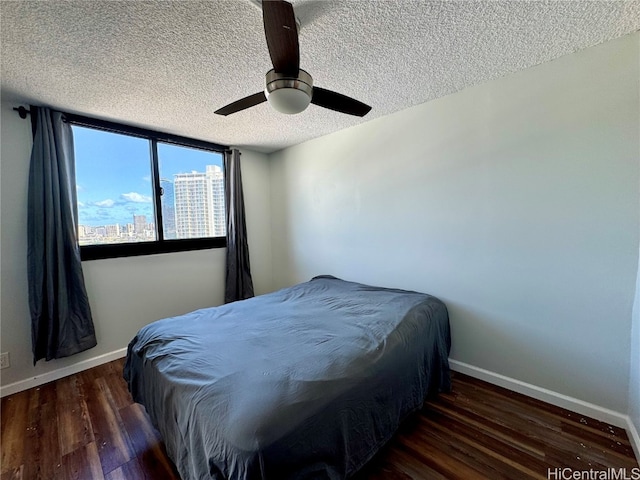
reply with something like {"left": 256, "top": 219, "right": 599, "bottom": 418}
{"left": 124, "top": 275, "right": 451, "bottom": 479}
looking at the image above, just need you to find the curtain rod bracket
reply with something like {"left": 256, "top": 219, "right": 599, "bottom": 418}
{"left": 13, "top": 106, "right": 31, "bottom": 119}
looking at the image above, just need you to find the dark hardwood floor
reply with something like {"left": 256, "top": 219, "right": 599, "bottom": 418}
{"left": 1, "top": 358, "right": 637, "bottom": 479}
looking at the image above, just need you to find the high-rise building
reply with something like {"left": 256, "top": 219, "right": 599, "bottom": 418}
{"left": 133, "top": 215, "right": 146, "bottom": 235}
{"left": 174, "top": 165, "right": 225, "bottom": 239}
{"left": 209, "top": 165, "right": 225, "bottom": 236}
{"left": 161, "top": 179, "right": 177, "bottom": 240}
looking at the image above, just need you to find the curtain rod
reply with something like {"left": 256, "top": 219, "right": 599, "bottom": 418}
{"left": 13, "top": 106, "right": 31, "bottom": 119}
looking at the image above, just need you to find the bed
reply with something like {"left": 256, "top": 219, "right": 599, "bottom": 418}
{"left": 124, "top": 275, "right": 451, "bottom": 480}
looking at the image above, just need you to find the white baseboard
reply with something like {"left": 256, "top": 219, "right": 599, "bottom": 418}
{"left": 626, "top": 416, "right": 640, "bottom": 466}
{"left": 0, "top": 347, "right": 128, "bottom": 398}
{"left": 449, "top": 359, "right": 628, "bottom": 428}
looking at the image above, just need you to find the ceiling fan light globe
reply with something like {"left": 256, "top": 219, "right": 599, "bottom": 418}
{"left": 265, "top": 69, "right": 313, "bottom": 115}
{"left": 266, "top": 87, "right": 311, "bottom": 114}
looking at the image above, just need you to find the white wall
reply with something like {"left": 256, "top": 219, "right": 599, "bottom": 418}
{"left": 630, "top": 27, "right": 640, "bottom": 445}
{"left": 631, "top": 246, "right": 640, "bottom": 457}
{"left": 270, "top": 33, "right": 640, "bottom": 413}
{"left": 0, "top": 100, "right": 272, "bottom": 389}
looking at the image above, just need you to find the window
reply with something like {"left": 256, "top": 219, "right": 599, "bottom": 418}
{"left": 70, "top": 114, "right": 227, "bottom": 260}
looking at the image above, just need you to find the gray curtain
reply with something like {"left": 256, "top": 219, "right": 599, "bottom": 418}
{"left": 224, "top": 149, "right": 254, "bottom": 303}
{"left": 27, "top": 106, "right": 97, "bottom": 364}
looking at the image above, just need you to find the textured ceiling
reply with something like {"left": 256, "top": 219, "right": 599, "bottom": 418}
{"left": 1, "top": 1, "right": 639, "bottom": 153}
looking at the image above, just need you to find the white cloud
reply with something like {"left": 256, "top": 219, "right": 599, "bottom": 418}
{"left": 94, "top": 199, "right": 115, "bottom": 207}
{"left": 121, "top": 192, "right": 152, "bottom": 203}
{"left": 142, "top": 175, "right": 151, "bottom": 182}
{"left": 77, "top": 201, "right": 85, "bottom": 207}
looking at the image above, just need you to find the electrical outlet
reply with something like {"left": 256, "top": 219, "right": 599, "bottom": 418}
{"left": 0, "top": 352, "right": 10, "bottom": 369}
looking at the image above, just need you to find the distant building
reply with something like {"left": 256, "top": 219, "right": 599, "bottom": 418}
{"left": 105, "top": 224, "right": 120, "bottom": 237}
{"left": 209, "top": 166, "right": 225, "bottom": 236}
{"left": 133, "top": 215, "right": 146, "bottom": 235}
{"left": 174, "top": 165, "right": 225, "bottom": 239}
{"left": 161, "top": 179, "right": 177, "bottom": 240}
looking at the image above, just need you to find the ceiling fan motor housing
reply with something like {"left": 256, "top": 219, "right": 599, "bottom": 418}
{"left": 265, "top": 69, "right": 313, "bottom": 114}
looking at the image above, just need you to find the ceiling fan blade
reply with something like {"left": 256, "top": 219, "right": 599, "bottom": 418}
{"left": 214, "top": 92, "right": 267, "bottom": 116}
{"left": 311, "top": 87, "right": 372, "bottom": 117}
{"left": 262, "top": 0, "right": 300, "bottom": 76}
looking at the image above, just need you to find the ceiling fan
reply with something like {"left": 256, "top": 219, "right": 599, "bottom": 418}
{"left": 215, "top": 0, "right": 371, "bottom": 117}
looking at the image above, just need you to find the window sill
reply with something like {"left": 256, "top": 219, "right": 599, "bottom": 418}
{"left": 80, "top": 237, "right": 226, "bottom": 261}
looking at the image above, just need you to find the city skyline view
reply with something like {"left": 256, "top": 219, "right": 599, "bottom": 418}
{"left": 73, "top": 126, "right": 225, "bottom": 244}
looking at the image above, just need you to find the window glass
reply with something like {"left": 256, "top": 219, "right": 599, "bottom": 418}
{"left": 73, "top": 126, "right": 157, "bottom": 245}
{"left": 157, "top": 143, "right": 226, "bottom": 240}
{"left": 70, "top": 118, "right": 227, "bottom": 259}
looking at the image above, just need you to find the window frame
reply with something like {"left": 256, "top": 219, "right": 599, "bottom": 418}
{"left": 67, "top": 113, "right": 228, "bottom": 261}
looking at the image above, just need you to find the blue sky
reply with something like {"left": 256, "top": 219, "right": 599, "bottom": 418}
{"left": 73, "top": 126, "right": 223, "bottom": 226}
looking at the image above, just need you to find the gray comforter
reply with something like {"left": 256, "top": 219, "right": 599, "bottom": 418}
{"left": 124, "top": 276, "right": 451, "bottom": 480}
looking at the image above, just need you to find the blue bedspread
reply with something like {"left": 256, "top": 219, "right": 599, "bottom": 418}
{"left": 124, "top": 276, "right": 451, "bottom": 480}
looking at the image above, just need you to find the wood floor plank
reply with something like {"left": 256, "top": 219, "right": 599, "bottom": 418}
{"left": 104, "top": 458, "right": 146, "bottom": 480}
{"left": 0, "top": 465, "right": 23, "bottom": 480}
{"left": 104, "top": 371, "right": 134, "bottom": 411}
{"left": 36, "top": 381, "right": 58, "bottom": 406}
{"left": 397, "top": 431, "right": 489, "bottom": 480}
{"left": 55, "top": 375, "right": 93, "bottom": 456}
{"left": 458, "top": 373, "right": 629, "bottom": 438}
{"left": 400, "top": 410, "right": 545, "bottom": 479}
{"left": 446, "top": 374, "right": 639, "bottom": 471}
{"left": 0, "top": 390, "right": 29, "bottom": 474}
{"left": 119, "top": 403, "right": 180, "bottom": 479}
{"left": 136, "top": 443, "right": 181, "bottom": 480}
{"left": 82, "top": 373, "right": 134, "bottom": 474}
{"left": 419, "top": 408, "right": 552, "bottom": 474}
{"left": 436, "top": 382, "right": 636, "bottom": 470}
{"left": 452, "top": 377, "right": 633, "bottom": 454}
{"left": 416, "top": 415, "right": 546, "bottom": 479}
{"left": 559, "top": 420, "right": 635, "bottom": 457}
{"left": 355, "top": 444, "right": 450, "bottom": 480}
{"left": 22, "top": 386, "right": 61, "bottom": 480}
{"left": 61, "top": 442, "right": 104, "bottom": 480}
{"left": 1, "top": 361, "right": 637, "bottom": 479}
{"left": 425, "top": 398, "right": 548, "bottom": 458}
{"left": 119, "top": 403, "right": 163, "bottom": 457}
